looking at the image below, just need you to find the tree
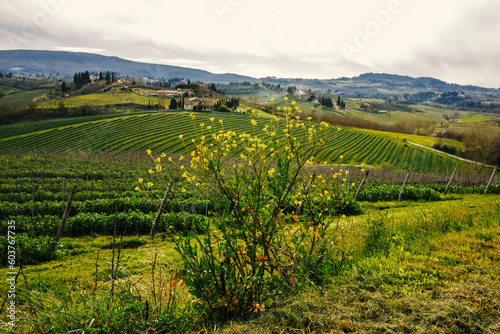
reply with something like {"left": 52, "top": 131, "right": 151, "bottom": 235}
{"left": 105, "top": 71, "right": 111, "bottom": 82}
{"left": 337, "top": 95, "right": 341, "bottom": 107}
{"left": 60, "top": 81, "right": 67, "bottom": 96}
{"left": 169, "top": 98, "right": 178, "bottom": 110}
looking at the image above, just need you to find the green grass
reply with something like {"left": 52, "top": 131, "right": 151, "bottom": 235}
{"left": 455, "top": 113, "right": 500, "bottom": 124}
{"left": 2, "top": 195, "right": 498, "bottom": 333}
{"left": 357, "top": 128, "right": 465, "bottom": 150}
{"left": 0, "top": 88, "right": 50, "bottom": 105}
{"left": 40, "top": 89, "right": 166, "bottom": 108}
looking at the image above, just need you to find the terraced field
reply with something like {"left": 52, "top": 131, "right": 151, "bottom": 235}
{"left": 0, "top": 111, "right": 466, "bottom": 172}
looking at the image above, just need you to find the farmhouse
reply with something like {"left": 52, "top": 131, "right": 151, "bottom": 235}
{"left": 155, "top": 89, "right": 193, "bottom": 98}
{"left": 184, "top": 97, "right": 213, "bottom": 110}
{"left": 117, "top": 79, "right": 132, "bottom": 85}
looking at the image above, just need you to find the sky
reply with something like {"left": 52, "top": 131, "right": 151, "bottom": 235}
{"left": 1, "top": 0, "right": 499, "bottom": 87}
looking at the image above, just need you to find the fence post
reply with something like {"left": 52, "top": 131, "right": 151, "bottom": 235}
{"left": 296, "top": 173, "right": 317, "bottom": 215}
{"left": 485, "top": 166, "right": 498, "bottom": 195}
{"left": 56, "top": 185, "right": 77, "bottom": 242}
{"left": 398, "top": 169, "right": 412, "bottom": 202}
{"left": 444, "top": 164, "right": 459, "bottom": 195}
{"left": 354, "top": 170, "right": 370, "bottom": 200}
{"left": 150, "top": 180, "right": 174, "bottom": 237}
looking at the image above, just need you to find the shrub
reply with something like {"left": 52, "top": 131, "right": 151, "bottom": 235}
{"left": 141, "top": 100, "right": 350, "bottom": 323}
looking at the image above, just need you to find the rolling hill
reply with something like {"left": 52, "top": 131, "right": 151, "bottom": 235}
{"left": 0, "top": 111, "right": 468, "bottom": 173}
{"left": 0, "top": 50, "right": 253, "bottom": 82}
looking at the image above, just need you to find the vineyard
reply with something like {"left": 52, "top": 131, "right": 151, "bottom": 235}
{"left": 1, "top": 145, "right": 497, "bottom": 268}
{"left": 0, "top": 111, "right": 468, "bottom": 173}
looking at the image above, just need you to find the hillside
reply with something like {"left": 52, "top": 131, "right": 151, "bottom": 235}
{"left": 0, "top": 50, "right": 253, "bottom": 82}
{"left": 0, "top": 111, "right": 470, "bottom": 173}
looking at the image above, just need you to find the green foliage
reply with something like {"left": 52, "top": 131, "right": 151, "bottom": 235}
{"left": 358, "top": 184, "right": 441, "bottom": 202}
{"left": 0, "top": 234, "right": 61, "bottom": 266}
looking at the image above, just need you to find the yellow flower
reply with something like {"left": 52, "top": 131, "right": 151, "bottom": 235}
{"left": 156, "top": 158, "right": 161, "bottom": 163}
{"left": 210, "top": 117, "right": 215, "bottom": 122}
{"left": 179, "top": 155, "right": 184, "bottom": 161}
{"left": 251, "top": 119, "right": 257, "bottom": 126}
{"left": 178, "top": 134, "right": 184, "bottom": 139}
{"left": 147, "top": 182, "right": 154, "bottom": 187}
{"left": 352, "top": 182, "right": 356, "bottom": 187}
{"left": 342, "top": 215, "right": 346, "bottom": 218}
{"left": 340, "top": 155, "right": 344, "bottom": 160}
{"left": 292, "top": 101, "right": 296, "bottom": 106}
{"left": 284, "top": 97, "right": 288, "bottom": 102}
{"left": 181, "top": 188, "right": 187, "bottom": 193}
{"left": 148, "top": 169, "right": 154, "bottom": 174}
{"left": 168, "top": 157, "right": 173, "bottom": 162}
{"left": 270, "top": 98, "right": 275, "bottom": 102}
{"left": 219, "top": 119, "right": 223, "bottom": 124}
{"left": 200, "top": 123, "right": 204, "bottom": 128}
{"left": 138, "top": 178, "right": 144, "bottom": 183}
{"left": 135, "top": 186, "right": 141, "bottom": 192}
{"left": 146, "top": 149, "right": 152, "bottom": 155}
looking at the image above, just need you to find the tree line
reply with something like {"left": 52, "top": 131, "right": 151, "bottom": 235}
{"left": 69, "top": 71, "right": 117, "bottom": 91}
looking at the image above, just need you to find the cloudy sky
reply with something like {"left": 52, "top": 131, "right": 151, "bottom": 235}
{"left": 1, "top": 0, "right": 499, "bottom": 87}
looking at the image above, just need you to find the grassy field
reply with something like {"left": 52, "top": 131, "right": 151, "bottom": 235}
{"left": 39, "top": 88, "right": 166, "bottom": 108}
{"left": 0, "top": 89, "right": 50, "bottom": 106}
{"left": 2, "top": 193, "right": 498, "bottom": 333}
{"left": 357, "top": 128, "right": 465, "bottom": 150}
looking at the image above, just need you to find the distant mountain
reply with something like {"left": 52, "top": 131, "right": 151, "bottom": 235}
{"left": 354, "top": 73, "right": 452, "bottom": 90}
{"left": 0, "top": 50, "right": 254, "bottom": 82}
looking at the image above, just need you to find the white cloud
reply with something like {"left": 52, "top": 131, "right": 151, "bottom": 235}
{"left": 55, "top": 47, "right": 105, "bottom": 53}
{"left": 0, "top": 0, "right": 499, "bottom": 87}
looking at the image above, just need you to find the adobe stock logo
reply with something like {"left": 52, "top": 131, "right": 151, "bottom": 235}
{"left": 340, "top": 0, "right": 404, "bottom": 60}
{"left": 213, "top": 0, "right": 244, "bottom": 21}
{"left": 477, "top": 74, "right": 498, "bottom": 89}
{"left": 6, "top": 0, "right": 73, "bottom": 49}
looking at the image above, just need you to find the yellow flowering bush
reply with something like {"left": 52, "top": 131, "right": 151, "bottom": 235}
{"left": 144, "top": 98, "right": 350, "bottom": 322}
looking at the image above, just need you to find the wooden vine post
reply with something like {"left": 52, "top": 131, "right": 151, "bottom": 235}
{"left": 398, "top": 169, "right": 412, "bottom": 202}
{"left": 150, "top": 180, "right": 174, "bottom": 237}
{"left": 354, "top": 170, "right": 370, "bottom": 200}
{"left": 484, "top": 165, "right": 498, "bottom": 195}
{"left": 444, "top": 164, "right": 459, "bottom": 195}
{"left": 56, "top": 185, "right": 77, "bottom": 242}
